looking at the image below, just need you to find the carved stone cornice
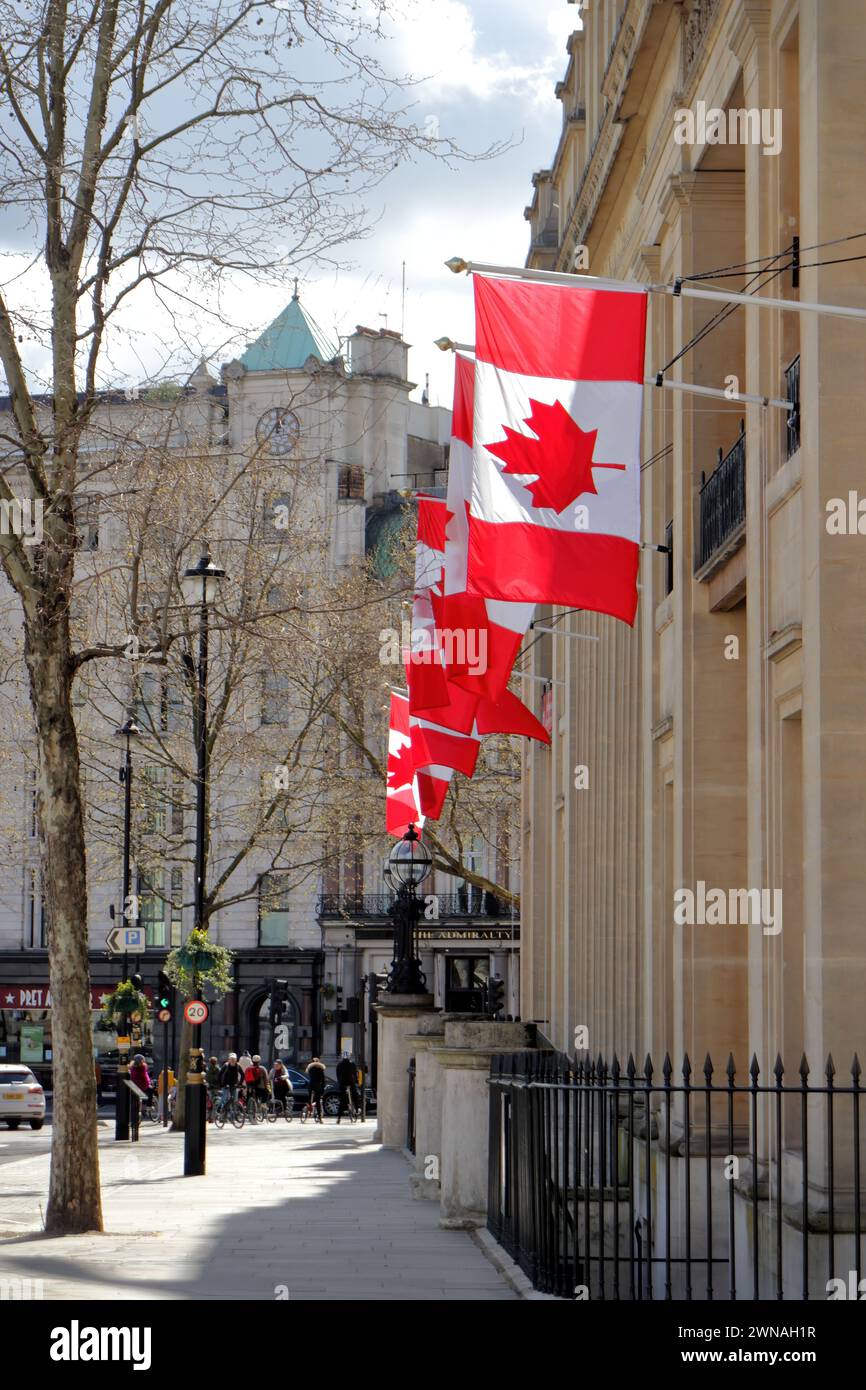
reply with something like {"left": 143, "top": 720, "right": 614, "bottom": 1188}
{"left": 658, "top": 169, "right": 745, "bottom": 227}
{"left": 728, "top": 0, "right": 772, "bottom": 63}
{"left": 681, "top": 0, "right": 724, "bottom": 90}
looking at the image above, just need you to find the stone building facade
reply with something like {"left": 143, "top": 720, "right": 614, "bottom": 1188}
{"left": 522, "top": 0, "right": 866, "bottom": 1087}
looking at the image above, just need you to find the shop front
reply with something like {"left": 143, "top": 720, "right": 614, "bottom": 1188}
{"left": 0, "top": 980, "right": 154, "bottom": 1092}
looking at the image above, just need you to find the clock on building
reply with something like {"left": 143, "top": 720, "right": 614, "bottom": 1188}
{"left": 256, "top": 406, "right": 300, "bottom": 456}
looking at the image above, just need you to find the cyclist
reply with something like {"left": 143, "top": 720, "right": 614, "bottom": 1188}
{"left": 270, "top": 1058, "right": 293, "bottom": 1115}
{"left": 305, "top": 1056, "right": 327, "bottom": 1124}
{"left": 336, "top": 1053, "right": 360, "bottom": 1122}
{"left": 249, "top": 1055, "right": 271, "bottom": 1113}
{"left": 218, "top": 1053, "right": 244, "bottom": 1109}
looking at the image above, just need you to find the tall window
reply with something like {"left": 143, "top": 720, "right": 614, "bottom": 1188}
{"left": 259, "top": 872, "right": 292, "bottom": 946}
{"left": 170, "top": 868, "right": 183, "bottom": 946}
{"left": 137, "top": 671, "right": 183, "bottom": 734}
{"left": 138, "top": 867, "right": 166, "bottom": 947}
{"left": 141, "top": 764, "right": 167, "bottom": 835}
{"left": 262, "top": 671, "right": 291, "bottom": 725}
{"left": 27, "top": 869, "right": 48, "bottom": 948}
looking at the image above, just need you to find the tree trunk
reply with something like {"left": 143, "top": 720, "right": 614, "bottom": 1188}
{"left": 26, "top": 615, "right": 103, "bottom": 1233}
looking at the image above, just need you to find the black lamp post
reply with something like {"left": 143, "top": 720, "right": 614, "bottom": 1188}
{"left": 114, "top": 713, "right": 141, "bottom": 1141}
{"left": 384, "top": 824, "right": 432, "bottom": 994}
{"left": 181, "top": 550, "right": 226, "bottom": 1177}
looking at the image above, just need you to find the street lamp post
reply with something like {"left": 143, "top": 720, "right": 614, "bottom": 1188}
{"left": 181, "top": 550, "right": 226, "bottom": 1177}
{"left": 114, "top": 714, "right": 141, "bottom": 1141}
{"left": 384, "top": 824, "right": 432, "bottom": 994}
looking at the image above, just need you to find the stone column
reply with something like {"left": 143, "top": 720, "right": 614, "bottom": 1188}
{"left": 406, "top": 1011, "right": 447, "bottom": 1199}
{"left": 372, "top": 992, "right": 435, "bottom": 1148}
{"left": 434, "top": 1019, "right": 537, "bottom": 1229}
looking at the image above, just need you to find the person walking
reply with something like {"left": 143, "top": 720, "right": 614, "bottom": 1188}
{"left": 336, "top": 1053, "right": 360, "bottom": 1122}
{"left": 94, "top": 1058, "right": 103, "bottom": 1107}
{"left": 157, "top": 1063, "right": 176, "bottom": 1121}
{"left": 305, "top": 1056, "right": 327, "bottom": 1123}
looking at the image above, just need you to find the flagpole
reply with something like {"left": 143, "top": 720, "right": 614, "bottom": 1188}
{"left": 447, "top": 257, "right": 866, "bottom": 324}
{"left": 649, "top": 378, "right": 790, "bottom": 411}
{"left": 435, "top": 337, "right": 790, "bottom": 409}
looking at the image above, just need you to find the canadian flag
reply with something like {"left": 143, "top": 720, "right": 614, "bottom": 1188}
{"left": 407, "top": 658, "right": 549, "bottom": 745}
{"left": 386, "top": 692, "right": 425, "bottom": 835}
{"left": 387, "top": 690, "right": 474, "bottom": 830}
{"left": 440, "top": 353, "right": 534, "bottom": 702}
{"left": 466, "top": 275, "right": 647, "bottom": 622}
{"left": 408, "top": 495, "right": 450, "bottom": 713}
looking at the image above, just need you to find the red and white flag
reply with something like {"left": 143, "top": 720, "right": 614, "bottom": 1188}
{"left": 466, "top": 275, "right": 647, "bottom": 623}
{"left": 386, "top": 692, "right": 425, "bottom": 835}
{"left": 408, "top": 495, "right": 450, "bottom": 713}
{"left": 407, "top": 657, "right": 549, "bottom": 745}
{"left": 441, "top": 353, "right": 534, "bottom": 702}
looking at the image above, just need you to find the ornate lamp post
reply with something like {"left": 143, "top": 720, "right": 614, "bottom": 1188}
{"left": 180, "top": 550, "right": 226, "bottom": 1176}
{"left": 384, "top": 824, "right": 432, "bottom": 994}
{"left": 113, "top": 713, "right": 141, "bottom": 1141}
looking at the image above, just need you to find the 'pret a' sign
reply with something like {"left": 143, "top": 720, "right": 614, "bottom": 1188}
{"left": 1, "top": 985, "right": 151, "bottom": 1010}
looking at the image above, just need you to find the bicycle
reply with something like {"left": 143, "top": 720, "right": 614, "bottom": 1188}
{"left": 246, "top": 1092, "right": 270, "bottom": 1125}
{"left": 301, "top": 1095, "right": 325, "bottom": 1124}
{"left": 335, "top": 1089, "right": 355, "bottom": 1123}
{"left": 214, "top": 1093, "right": 245, "bottom": 1129}
{"left": 140, "top": 1091, "right": 160, "bottom": 1123}
{"left": 270, "top": 1089, "right": 294, "bottom": 1122}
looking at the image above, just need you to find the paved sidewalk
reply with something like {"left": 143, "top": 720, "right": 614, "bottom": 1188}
{"left": 0, "top": 1119, "right": 517, "bottom": 1301}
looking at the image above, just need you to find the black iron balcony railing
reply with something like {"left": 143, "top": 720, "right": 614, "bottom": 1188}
{"left": 664, "top": 519, "right": 673, "bottom": 596}
{"left": 785, "top": 354, "right": 801, "bottom": 458}
{"left": 488, "top": 1047, "right": 866, "bottom": 1301}
{"left": 697, "top": 420, "right": 746, "bottom": 571}
{"left": 317, "top": 890, "right": 509, "bottom": 919}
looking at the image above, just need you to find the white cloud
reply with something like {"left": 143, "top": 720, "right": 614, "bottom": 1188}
{"left": 378, "top": 0, "right": 568, "bottom": 106}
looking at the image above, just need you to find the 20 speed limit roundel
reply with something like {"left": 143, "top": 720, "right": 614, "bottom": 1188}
{"left": 183, "top": 999, "right": 209, "bottom": 1025}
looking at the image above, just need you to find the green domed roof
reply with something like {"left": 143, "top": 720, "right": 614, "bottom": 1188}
{"left": 239, "top": 290, "right": 337, "bottom": 373}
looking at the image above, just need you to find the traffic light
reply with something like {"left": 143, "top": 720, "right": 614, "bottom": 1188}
{"left": 157, "top": 970, "right": 172, "bottom": 1017}
{"left": 271, "top": 977, "right": 289, "bottom": 1023}
{"left": 487, "top": 975, "right": 505, "bottom": 1019}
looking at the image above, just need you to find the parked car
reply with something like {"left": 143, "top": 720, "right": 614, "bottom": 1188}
{"left": 283, "top": 1066, "right": 376, "bottom": 1116}
{"left": 0, "top": 1064, "right": 46, "bottom": 1129}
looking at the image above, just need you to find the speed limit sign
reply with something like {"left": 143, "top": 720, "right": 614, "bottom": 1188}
{"left": 184, "top": 999, "right": 209, "bottom": 1025}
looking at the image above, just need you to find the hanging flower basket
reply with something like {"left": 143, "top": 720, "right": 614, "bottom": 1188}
{"left": 103, "top": 980, "right": 150, "bottom": 1029}
{"left": 164, "top": 927, "right": 234, "bottom": 1000}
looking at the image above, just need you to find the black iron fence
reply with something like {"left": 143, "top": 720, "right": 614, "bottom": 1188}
{"left": 407, "top": 1057, "right": 416, "bottom": 1154}
{"left": 697, "top": 420, "right": 746, "bottom": 570}
{"left": 488, "top": 1049, "right": 865, "bottom": 1300}
{"left": 664, "top": 519, "right": 673, "bottom": 595}
{"left": 785, "top": 354, "right": 801, "bottom": 458}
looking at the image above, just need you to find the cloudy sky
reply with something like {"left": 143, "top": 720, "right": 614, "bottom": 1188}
{"left": 1, "top": 1, "right": 580, "bottom": 408}
{"left": 302, "top": 0, "right": 580, "bottom": 406}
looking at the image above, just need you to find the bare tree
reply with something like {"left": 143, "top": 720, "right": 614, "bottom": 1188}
{"left": 0, "top": 0, "right": 501, "bottom": 1233}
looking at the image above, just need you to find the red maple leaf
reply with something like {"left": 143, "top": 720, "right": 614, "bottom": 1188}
{"left": 485, "top": 398, "right": 623, "bottom": 514}
{"left": 387, "top": 740, "right": 415, "bottom": 788}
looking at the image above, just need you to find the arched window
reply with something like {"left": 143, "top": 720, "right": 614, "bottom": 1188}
{"left": 255, "top": 991, "right": 299, "bottom": 1065}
